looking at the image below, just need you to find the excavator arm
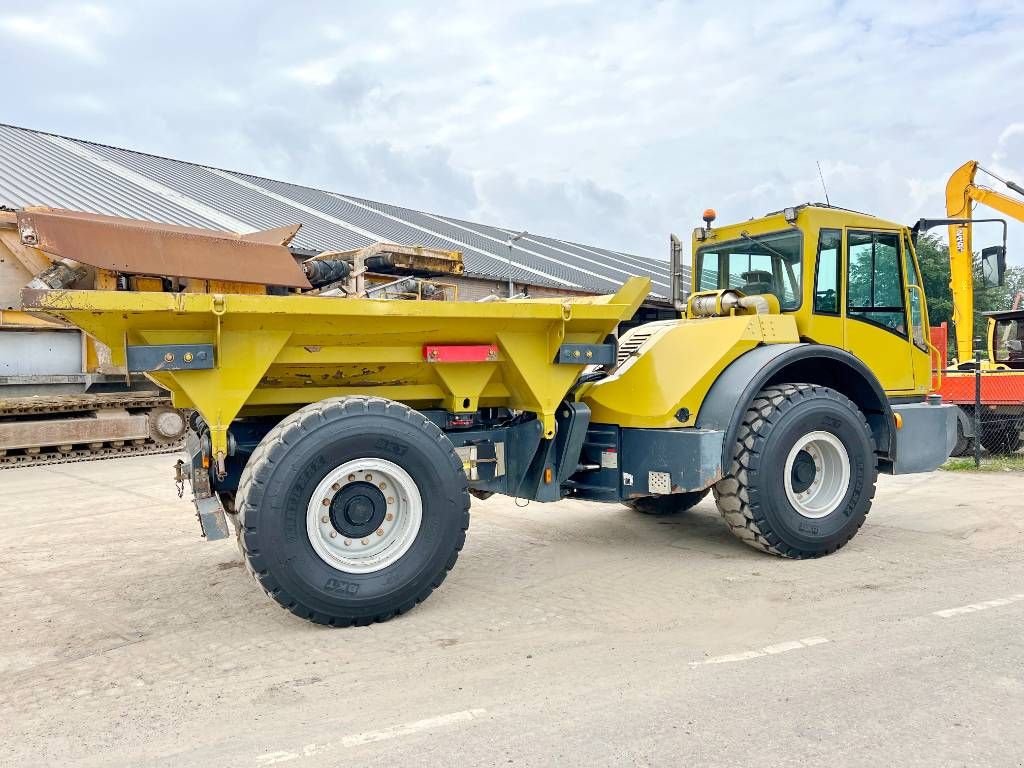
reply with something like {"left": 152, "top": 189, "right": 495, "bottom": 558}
{"left": 945, "top": 160, "right": 1024, "bottom": 363}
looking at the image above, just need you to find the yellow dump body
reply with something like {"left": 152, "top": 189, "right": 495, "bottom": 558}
{"left": 24, "top": 278, "right": 650, "bottom": 459}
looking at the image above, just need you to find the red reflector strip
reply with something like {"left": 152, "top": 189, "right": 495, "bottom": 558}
{"left": 424, "top": 344, "right": 498, "bottom": 363}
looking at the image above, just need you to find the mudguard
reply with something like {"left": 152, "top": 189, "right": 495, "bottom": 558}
{"left": 695, "top": 343, "right": 896, "bottom": 469}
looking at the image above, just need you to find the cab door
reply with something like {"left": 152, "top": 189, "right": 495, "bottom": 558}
{"left": 901, "top": 231, "right": 932, "bottom": 390}
{"left": 806, "top": 227, "right": 845, "bottom": 347}
{"left": 842, "top": 229, "right": 916, "bottom": 391}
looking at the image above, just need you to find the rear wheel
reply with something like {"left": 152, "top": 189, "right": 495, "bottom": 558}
{"left": 237, "top": 396, "right": 470, "bottom": 626}
{"left": 713, "top": 383, "right": 876, "bottom": 558}
{"left": 625, "top": 489, "right": 709, "bottom": 515}
{"left": 979, "top": 420, "right": 1022, "bottom": 454}
{"left": 951, "top": 408, "right": 974, "bottom": 457}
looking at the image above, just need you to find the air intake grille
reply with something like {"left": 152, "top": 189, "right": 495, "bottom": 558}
{"left": 616, "top": 331, "right": 653, "bottom": 365}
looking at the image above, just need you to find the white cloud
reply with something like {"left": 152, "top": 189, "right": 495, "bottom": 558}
{"left": 0, "top": 3, "right": 114, "bottom": 60}
{"left": 993, "top": 123, "right": 1024, "bottom": 172}
{"left": 1, "top": 0, "right": 1023, "bottom": 259}
{"left": 286, "top": 58, "right": 339, "bottom": 88}
{"left": 56, "top": 92, "right": 108, "bottom": 114}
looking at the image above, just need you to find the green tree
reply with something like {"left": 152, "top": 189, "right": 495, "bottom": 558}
{"left": 914, "top": 234, "right": 952, "bottom": 324}
{"left": 998, "top": 265, "right": 1024, "bottom": 310}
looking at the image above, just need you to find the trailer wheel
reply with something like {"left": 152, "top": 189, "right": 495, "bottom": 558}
{"left": 625, "top": 489, "right": 709, "bottom": 515}
{"left": 713, "top": 384, "right": 876, "bottom": 558}
{"left": 236, "top": 396, "right": 470, "bottom": 626}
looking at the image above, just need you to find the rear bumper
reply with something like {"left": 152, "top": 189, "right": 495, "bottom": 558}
{"left": 889, "top": 402, "right": 957, "bottom": 474}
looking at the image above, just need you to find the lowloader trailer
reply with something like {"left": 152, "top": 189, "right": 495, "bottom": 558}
{"left": 22, "top": 203, "right": 957, "bottom": 626}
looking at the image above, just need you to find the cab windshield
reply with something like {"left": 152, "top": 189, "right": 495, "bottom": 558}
{"left": 696, "top": 230, "right": 803, "bottom": 310}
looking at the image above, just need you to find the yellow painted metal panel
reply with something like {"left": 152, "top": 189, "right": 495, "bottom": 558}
{"left": 25, "top": 277, "right": 649, "bottom": 457}
{"left": 0, "top": 309, "right": 65, "bottom": 329}
{"left": 582, "top": 314, "right": 800, "bottom": 428}
{"left": 842, "top": 318, "right": 915, "bottom": 390}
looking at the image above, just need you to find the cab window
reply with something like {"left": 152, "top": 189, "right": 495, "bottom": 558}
{"left": 814, "top": 229, "right": 841, "bottom": 314}
{"left": 696, "top": 230, "right": 803, "bottom": 310}
{"left": 847, "top": 230, "right": 906, "bottom": 335}
{"left": 994, "top": 318, "right": 1024, "bottom": 367}
{"left": 902, "top": 232, "right": 926, "bottom": 350}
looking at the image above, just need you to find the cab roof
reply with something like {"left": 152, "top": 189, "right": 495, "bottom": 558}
{"left": 983, "top": 309, "right": 1024, "bottom": 320}
{"left": 713, "top": 203, "right": 907, "bottom": 234}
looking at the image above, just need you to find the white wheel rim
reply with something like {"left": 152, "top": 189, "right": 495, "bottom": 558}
{"left": 306, "top": 458, "right": 422, "bottom": 573}
{"left": 783, "top": 431, "right": 850, "bottom": 519}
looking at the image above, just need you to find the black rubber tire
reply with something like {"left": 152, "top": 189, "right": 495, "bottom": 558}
{"left": 236, "top": 396, "right": 470, "bottom": 626}
{"left": 713, "top": 383, "right": 877, "bottom": 558}
{"left": 951, "top": 409, "right": 974, "bottom": 457}
{"left": 979, "top": 421, "right": 1022, "bottom": 454}
{"left": 625, "top": 489, "right": 709, "bottom": 515}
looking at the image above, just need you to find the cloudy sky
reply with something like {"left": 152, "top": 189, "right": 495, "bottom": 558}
{"left": 2, "top": 0, "right": 1023, "bottom": 260}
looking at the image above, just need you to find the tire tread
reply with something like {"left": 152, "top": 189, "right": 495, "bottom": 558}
{"left": 712, "top": 383, "right": 876, "bottom": 559}
{"left": 236, "top": 396, "right": 470, "bottom": 626}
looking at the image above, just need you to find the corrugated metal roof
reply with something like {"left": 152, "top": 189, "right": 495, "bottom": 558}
{"left": 0, "top": 123, "right": 685, "bottom": 297}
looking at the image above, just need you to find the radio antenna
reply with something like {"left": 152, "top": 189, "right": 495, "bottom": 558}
{"left": 816, "top": 160, "right": 831, "bottom": 206}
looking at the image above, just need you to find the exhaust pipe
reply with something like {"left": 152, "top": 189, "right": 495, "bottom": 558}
{"left": 669, "top": 233, "right": 686, "bottom": 312}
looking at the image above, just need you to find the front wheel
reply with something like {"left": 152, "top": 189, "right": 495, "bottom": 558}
{"left": 713, "top": 384, "right": 876, "bottom": 558}
{"left": 237, "top": 396, "right": 470, "bottom": 626}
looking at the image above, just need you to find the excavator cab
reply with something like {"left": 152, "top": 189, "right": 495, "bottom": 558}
{"left": 989, "top": 310, "right": 1024, "bottom": 370}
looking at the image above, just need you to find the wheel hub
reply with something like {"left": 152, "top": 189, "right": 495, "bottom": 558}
{"left": 790, "top": 451, "right": 817, "bottom": 493}
{"left": 783, "top": 431, "right": 851, "bottom": 519}
{"left": 329, "top": 482, "right": 387, "bottom": 538}
{"left": 306, "top": 458, "right": 423, "bottom": 574}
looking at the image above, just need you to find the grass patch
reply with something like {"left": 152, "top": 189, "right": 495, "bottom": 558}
{"left": 942, "top": 454, "right": 1024, "bottom": 472}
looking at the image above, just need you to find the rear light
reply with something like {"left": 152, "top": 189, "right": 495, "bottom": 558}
{"left": 424, "top": 344, "right": 499, "bottom": 363}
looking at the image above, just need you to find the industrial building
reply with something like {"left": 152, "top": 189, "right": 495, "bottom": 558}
{"left": 0, "top": 123, "right": 678, "bottom": 384}
{"left": 0, "top": 124, "right": 677, "bottom": 297}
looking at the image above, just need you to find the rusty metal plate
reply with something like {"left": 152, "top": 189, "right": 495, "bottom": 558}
{"left": 17, "top": 207, "right": 310, "bottom": 288}
{"left": 0, "top": 409, "right": 150, "bottom": 450}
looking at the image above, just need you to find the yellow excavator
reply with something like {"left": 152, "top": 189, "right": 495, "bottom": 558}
{"left": 944, "top": 160, "right": 1024, "bottom": 364}
{"left": 930, "top": 160, "right": 1024, "bottom": 454}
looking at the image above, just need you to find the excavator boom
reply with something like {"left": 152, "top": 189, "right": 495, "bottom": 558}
{"left": 945, "top": 160, "right": 1024, "bottom": 363}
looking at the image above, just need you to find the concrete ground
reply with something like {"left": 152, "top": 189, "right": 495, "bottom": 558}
{"left": 2, "top": 455, "right": 1023, "bottom": 767}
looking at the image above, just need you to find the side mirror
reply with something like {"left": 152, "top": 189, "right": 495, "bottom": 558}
{"left": 981, "top": 245, "right": 1007, "bottom": 288}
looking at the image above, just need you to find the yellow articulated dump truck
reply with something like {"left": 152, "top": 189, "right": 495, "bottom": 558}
{"left": 21, "top": 203, "right": 957, "bottom": 626}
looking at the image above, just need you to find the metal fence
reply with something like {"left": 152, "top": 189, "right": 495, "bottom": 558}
{"left": 938, "top": 367, "right": 1024, "bottom": 466}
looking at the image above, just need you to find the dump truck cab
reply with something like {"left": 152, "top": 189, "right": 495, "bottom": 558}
{"left": 692, "top": 204, "right": 933, "bottom": 393}
{"left": 21, "top": 204, "right": 958, "bottom": 628}
{"left": 581, "top": 205, "right": 949, "bottom": 482}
